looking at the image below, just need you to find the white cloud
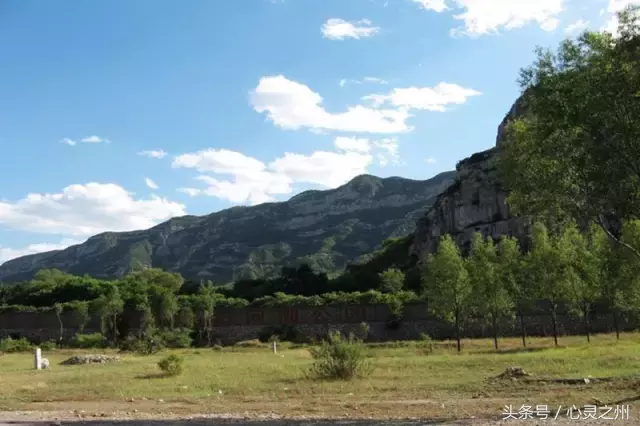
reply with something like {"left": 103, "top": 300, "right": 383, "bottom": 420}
{"left": 270, "top": 151, "right": 373, "bottom": 188}
{"left": 138, "top": 149, "right": 168, "bottom": 159}
{"left": 81, "top": 135, "right": 110, "bottom": 144}
{"left": 0, "top": 183, "right": 186, "bottom": 237}
{"left": 415, "top": 0, "right": 566, "bottom": 36}
{"left": 412, "top": 0, "right": 449, "bottom": 12}
{"left": 250, "top": 75, "right": 412, "bottom": 134}
{"left": 334, "top": 136, "right": 371, "bottom": 153}
{"left": 321, "top": 18, "right": 380, "bottom": 40}
{"left": 364, "top": 82, "right": 481, "bottom": 111}
{"left": 340, "top": 77, "right": 389, "bottom": 87}
{"left": 564, "top": 19, "right": 589, "bottom": 34}
{"left": 0, "top": 238, "right": 82, "bottom": 265}
{"left": 602, "top": 0, "right": 640, "bottom": 36}
{"left": 373, "top": 138, "right": 400, "bottom": 166}
{"left": 173, "top": 149, "right": 294, "bottom": 205}
{"left": 426, "top": 156, "right": 437, "bottom": 164}
{"left": 172, "top": 143, "right": 386, "bottom": 205}
{"left": 61, "top": 138, "right": 76, "bottom": 146}
{"left": 177, "top": 188, "right": 201, "bottom": 197}
{"left": 363, "top": 77, "right": 388, "bottom": 84}
{"left": 145, "top": 178, "right": 159, "bottom": 190}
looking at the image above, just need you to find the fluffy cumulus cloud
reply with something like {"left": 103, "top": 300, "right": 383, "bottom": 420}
{"left": 145, "top": 178, "right": 159, "bottom": 190}
{"left": 414, "top": 0, "right": 565, "bottom": 36}
{"left": 172, "top": 136, "right": 408, "bottom": 205}
{"left": 250, "top": 75, "right": 412, "bottom": 134}
{"left": 321, "top": 18, "right": 380, "bottom": 40}
{"left": 138, "top": 149, "right": 168, "bottom": 159}
{"left": 364, "top": 82, "right": 481, "bottom": 112}
{"left": 0, "top": 183, "right": 186, "bottom": 237}
{"left": 602, "top": 0, "right": 640, "bottom": 35}
{"left": 0, "top": 238, "right": 83, "bottom": 265}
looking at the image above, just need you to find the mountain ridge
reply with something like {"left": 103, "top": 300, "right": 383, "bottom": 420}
{"left": 0, "top": 171, "right": 456, "bottom": 283}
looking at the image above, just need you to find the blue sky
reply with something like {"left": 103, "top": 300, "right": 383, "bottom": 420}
{"left": 0, "top": 0, "right": 629, "bottom": 264}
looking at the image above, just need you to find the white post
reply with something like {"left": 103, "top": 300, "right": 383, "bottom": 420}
{"left": 34, "top": 347, "right": 42, "bottom": 370}
{"left": 272, "top": 340, "right": 277, "bottom": 354}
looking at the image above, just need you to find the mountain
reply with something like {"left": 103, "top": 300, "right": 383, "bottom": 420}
{"left": 410, "top": 95, "right": 531, "bottom": 261}
{"left": 0, "top": 172, "right": 455, "bottom": 283}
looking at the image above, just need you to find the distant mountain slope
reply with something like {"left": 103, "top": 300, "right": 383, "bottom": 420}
{"left": 0, "top": 172, "right": 455, "bottom": 283}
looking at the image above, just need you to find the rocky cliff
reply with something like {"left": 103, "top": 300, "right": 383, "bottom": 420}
{"left": 0, "top": 172, "right": 455, "bottom": 283}
{"left": 411, "top": 97, "right": 531, "bottom": 259}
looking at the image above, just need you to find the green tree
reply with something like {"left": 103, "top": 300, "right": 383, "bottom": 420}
{"left": 467, "top": 233, "right": 512, "bottom": 350}
{"left": 595, "top": 220, "right": 640, "bottom": 339}
{"left": 378, "top": 268, "right": 405, "bottom": 293}
{"left": 499, "top": 6, "right": 640, "bottom": 261}
{"left": 70, "top": 301, "right": 90, "bottom": 333}
{"left": 91, "top": 285, "right": 124, "bottom": 344}
{"left": 557, "top": 223, "right": 601, "bottom": 342}
{"left": 54, "top": 303, "right": 64, "bottom": 343}
{"left": 496, "top": 236, "right": 529, "bottom": 347}
{"left": 196, "top": 281, "right": 216, "bottom": 346}
{"left": 149, "top": 287, "right": 179, "bottom": 329}
{"left": 422, "top": 235, "right": 471, "bottom": 352}
{"left": 525, "top": 222, "right": 568, "bottom": 347}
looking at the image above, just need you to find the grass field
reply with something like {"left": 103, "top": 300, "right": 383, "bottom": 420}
{"left": 1, "top": 333, "right": 639, "bottom": 421}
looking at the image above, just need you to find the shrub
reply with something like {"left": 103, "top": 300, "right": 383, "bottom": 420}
{"left": 70, "top": 332, "right": 106, "bottom": 349}
{"left": 308, "top": 331, "right": 373, "bottom": 380}
{"left": 159, "top": 329, "right": 193, "bottom": 348}
{"left": 0, "top": 337, "right": 32, "bottom": 353}
{"left": 120, "top": 334, "right": 164, "bottom": 355}
{"left": 157, "top": 354, "right": 184, "bottom": 376}
{"left": 212, "top": 344, "right": 223, "bottom": 351}
{"left": 359, "top": 322, "right": 370, "bottom": 340}
{"left": 39, "top": 340, "right": 57, "bottom": 351}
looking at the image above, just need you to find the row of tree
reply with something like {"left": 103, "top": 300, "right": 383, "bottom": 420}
{"left": 423, "top": 221, "right": 640, "bottom": 351}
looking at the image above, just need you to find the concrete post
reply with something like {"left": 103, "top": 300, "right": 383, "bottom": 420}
{"left": 34, "top": 347, "right": 42, "bottom": 370}
{"left": 272, "top": 340, "right": 277, "bottom": 354}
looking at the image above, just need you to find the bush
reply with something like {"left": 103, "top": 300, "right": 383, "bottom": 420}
{"left": 120, "top": 334, "right": 164, "bottom": 355}
{"left": 159, "top": 329, "right": 193, "bottom": 348}
{"left": 157, "top": 354, "right": 184, "bottom": 376}
{"left": 39, "top": 340, "right": 57, "bottom": 351}
{"left": 308, "top": 331, "right": 373, "bottom": 380}
{"left": 0, "top": 337, "right": 32, "bottom": 353}
{"left": 212, "top": 344, "right": 223, "bottom": 351}
{"left": 70, "top": 332, "right": 106, "bottom": 349}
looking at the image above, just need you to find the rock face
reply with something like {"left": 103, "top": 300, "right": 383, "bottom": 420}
{"left": 0, "top": 172, "right": 455, "bottom": 283}
{"left": 411, "top": 97, "right": 531, "bottom": 259}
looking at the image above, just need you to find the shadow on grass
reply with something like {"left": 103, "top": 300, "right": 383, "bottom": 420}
{"left": 480, "top": 346, "right": 552, "bottom": 355}
{"left": 135, "top": 372, "right": 173, "bottom": 380}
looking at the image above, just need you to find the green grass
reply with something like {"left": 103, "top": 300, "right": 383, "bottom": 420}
{"left": 0, "top": 333, "right": 639, "bottom": 420}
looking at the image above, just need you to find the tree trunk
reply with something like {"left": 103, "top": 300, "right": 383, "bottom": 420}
{"left": 519, "top": 313, "right": 527, "bottom": 348}
{"left": 551, "top": 307, "right": 559, "bottom": 347}
{"left": 492, "top": 314, "right": 499, "bottom": 351}
{"left": 455, "top": 311, "right": 461, "bottom": 353}
{"left": 613, "top": 310, "right": 620, "bottom": 340}
{"left": 583, "top": 305, "right": 591, "bottom": 343}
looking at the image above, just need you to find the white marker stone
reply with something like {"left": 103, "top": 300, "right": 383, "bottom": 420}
{"left": 272, "top": 340, "right": 277, "bottom": 354}
{"left": 34, "top": 347, "right": 42, "bottom": 370}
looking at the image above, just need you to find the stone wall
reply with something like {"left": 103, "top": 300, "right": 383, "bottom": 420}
{"left": 1, "top": 303, "right": 638, "bottom": 345}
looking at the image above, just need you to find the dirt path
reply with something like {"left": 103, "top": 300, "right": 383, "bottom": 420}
{"left": 0, "top": 411, "right": 635, "bottom": 425}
